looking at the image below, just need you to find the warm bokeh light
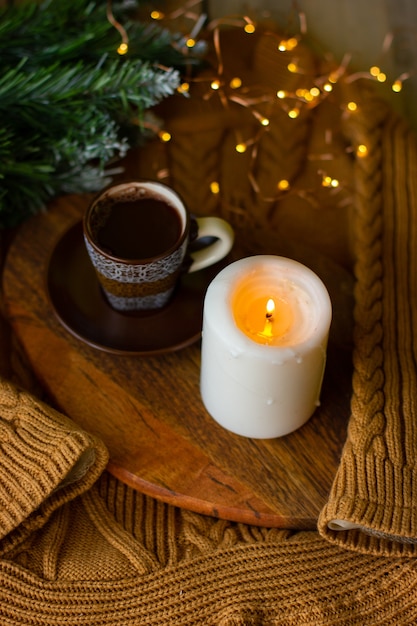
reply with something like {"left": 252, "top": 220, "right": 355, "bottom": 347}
{"left": 277, "top": 179, "right": 290, "bottom": 191}
{"left": 117, "top": 42, "right": 128, "bottom": 55}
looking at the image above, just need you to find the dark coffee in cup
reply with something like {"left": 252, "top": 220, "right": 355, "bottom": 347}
{"left": 96, "top": 198, "right": 182, "bottom": 260}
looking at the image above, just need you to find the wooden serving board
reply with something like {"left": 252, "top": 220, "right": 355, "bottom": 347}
{"left": 2, "top": 193, "right": 352, "bottom": 529}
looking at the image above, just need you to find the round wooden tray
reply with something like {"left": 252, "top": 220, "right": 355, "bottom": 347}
{"left": 3, "top": 193, "right": 352, "bottom": 528}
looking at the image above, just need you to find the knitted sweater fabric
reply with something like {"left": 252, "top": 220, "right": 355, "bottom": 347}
{"left": 2, "top": 32, "right": 417, "bottom": 625}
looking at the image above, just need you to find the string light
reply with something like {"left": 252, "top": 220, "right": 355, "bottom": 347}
{"left": 321, "top": 175, "right": 339, "bottom": 188}
{"left": 356, "top": 144, "right": 368, "bottom": 158}
{"left": 177, "top": 82, "right": 190, "bottom": 94}
{"left": 117, "top": 42, "right": 128, "bottom": 55}
{"left": 139, "top": 3, "right": 406, "bottom": 211}
{"left": 106, "top": 0, "right": 129, "bottom": 55}
{"left": 277, "top": 179, "right": 290, "bottom": 191}
{"left": 288, "top": 107, "right": 300, "bottom": 119}
{"left": 302, "top": 91, "right": 314, "bottom": 103}
{"left": 347, "top": 101, "right": 358, "bottom": 112}
{"left": 244, "top": 23, "right": 256, "bottom": 34}
{"left": 230, "top": 77, "right": 242, "bottom": 89}
{"left": 392, "top": 72, "right": 410, "bottom": 93}
{"left": 278, "top": 37, "right": 299, "bottom": 51}
{"left": 158, "top": 130, "right": 172, "bottom": 142}
{"left": 369, "top": 65, "right": 387, "bottom": 82}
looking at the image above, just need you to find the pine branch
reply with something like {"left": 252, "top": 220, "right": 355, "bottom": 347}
{"left": 0, "top": 0, "right": 204, "bottom": 227}
{"left": 0, "top": 0, "right": 204, "bottom": 71}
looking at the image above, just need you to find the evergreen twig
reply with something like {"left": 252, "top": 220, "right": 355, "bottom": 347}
{"left": 0, "top": 0, "right": 203, "bottom": 227}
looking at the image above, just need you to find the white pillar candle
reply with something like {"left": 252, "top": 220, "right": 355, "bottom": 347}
{"left": 200, "top": 255, "right": 332, "bottom": 438}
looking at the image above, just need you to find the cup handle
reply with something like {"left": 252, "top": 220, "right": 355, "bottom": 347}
{"left": 187, "top": 217, "right": 234, "bottom": 273}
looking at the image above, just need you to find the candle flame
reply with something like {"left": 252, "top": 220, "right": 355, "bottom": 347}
{"left": 266, "top": 298, "right": 275, "bottom": 318}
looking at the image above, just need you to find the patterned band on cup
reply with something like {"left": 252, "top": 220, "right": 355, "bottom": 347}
{"left": 84, "top": 238, "right": 186, "bottom": 283}
{"left": 104, "top": 288, "right": 175, "bottom": 311}
{"left": 84, "top": 237, "right": 188, "bottom": 311}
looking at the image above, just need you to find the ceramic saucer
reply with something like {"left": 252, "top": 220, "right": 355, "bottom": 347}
{"left": 46, "top": 221, "right": 226, "bottom": 355}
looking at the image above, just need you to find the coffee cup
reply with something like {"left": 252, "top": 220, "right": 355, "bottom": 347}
{"left": 83, "top": 181, "right": 234, "bottom": 312}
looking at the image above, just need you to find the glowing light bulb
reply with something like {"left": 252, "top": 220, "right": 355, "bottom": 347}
{"left": 260, "top": 117, "right": 270, "bottom": 126}
{"left": 323, "top": 83, "right": 333, "bottom": 92}
{"left": 278, "top": 179, "right": 290, "bottom": 191}
{"left": 278, "top": 37, "right": 297, "bottom": 52}
{"left": 287, "top": 62, "right": 298, "bottom": 73}
{"left": 322, "top": 176, "right": 339, "bottom": 188}
{"left": 158, "top": 131, "right": 172, "bottom": 143}
{"left": 370, "top": 66, "right": 380, "bottom": 77}
{"left": 235, "top": 143, "right": 247, "bottom": 153}
{"left": 150, "top": 10, "right": 164, "bottom": 19}
{"left": 377, "top": 72, "right": 386, "bottom": 83}
{"left": 186, "top": 38, "right": 196, "bottom": 48}
{"left": 210, "top": 181, "right": 220, "bottom": 194}
{"left": 288, "top": 108, "right": 300, "bottom": 119}
{"left": 391, "top": 73, "right": 408, "bottom": 93}
{"left": 356, "top": 144, "right": 368, "bottom": 158}
{"left": 117, "top": 42, "right": 128, "bottom": 55}
{"left": 244, "top": 23, "right": 255, "bottom": 34}
{"left": 310, "top": 87, "right": 320, "bottom": 98}
{"left": 347, "top": 101, "right": 358, "bottom": 112}
{"left": 277, "top": 90, "right": 286, "bottom": 99}
{"left": 230, "top": 77, "right": 242, "bottom": 89}
{"left": 177, "top": 82, "right": 190, "bottom": 94}
{"left": 286, "top": 37, "right": 298, "bottom": 50}
{"left": 211, "top": 80, "right": 221, "bottom": 90}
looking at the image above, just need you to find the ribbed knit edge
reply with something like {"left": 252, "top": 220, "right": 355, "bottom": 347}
{"left": 318, "top": 444, "right": 417, "bottom": 557}
{"left": 0, "top": 532, "right": 416, "bottom": 625}
{"left": 0, "top": 379, "right": 108, "bottom": 552}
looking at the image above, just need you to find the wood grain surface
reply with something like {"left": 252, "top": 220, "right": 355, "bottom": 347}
{"left": 2, "top": 192, "right": 353, "bottom": 529}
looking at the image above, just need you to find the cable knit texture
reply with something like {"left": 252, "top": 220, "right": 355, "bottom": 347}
{"left": 1, "top": 29, "right": 417, "bottom": 625}
{"left": 318, "top": 91, "right": 417, "bottom": 556}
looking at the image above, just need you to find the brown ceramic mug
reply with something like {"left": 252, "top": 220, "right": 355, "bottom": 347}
{"left": 83, "top": 181, "right": 234, "bottom": 312}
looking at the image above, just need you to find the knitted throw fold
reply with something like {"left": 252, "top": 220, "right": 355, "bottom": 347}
{"left": 318, "top": 90, "right": 417, "bottom": 556}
